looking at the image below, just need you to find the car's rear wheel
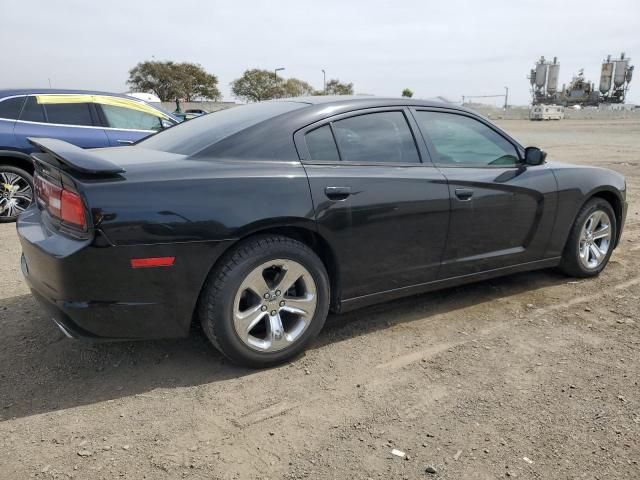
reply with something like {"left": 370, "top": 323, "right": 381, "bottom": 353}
{"left": 198, "top": 235, "right": 330, "bottom": 368}
{"left": 0, "top": 166, "right": 34, "bottom": 223}
{"left": 559, "top": 198, "right": 616, "bottom": 277}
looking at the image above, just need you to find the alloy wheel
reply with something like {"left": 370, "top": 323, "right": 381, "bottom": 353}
{"left": 233, "top": 259, "right": 318, "bottom": 352}
{"left": 578, "top": 210, "right": 612, "bottom": 270}
{"left": 0, "top": 170, "right": 33, "bottom": 218}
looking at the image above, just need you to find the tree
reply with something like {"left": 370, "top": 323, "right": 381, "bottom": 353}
{"left": 230, "top": 69, "right": 281, "bottom": 102}
{"left": 402, "top": 88, "right": 414, "bottom": 98}
{"left": 127, "top": 61, "right": 220, "bottom": 102}
{"left": 324, "top": 79, "right": 354, "bottom": 95}
{"left": 281, "top": 78, "right": 315, "bottom": 98}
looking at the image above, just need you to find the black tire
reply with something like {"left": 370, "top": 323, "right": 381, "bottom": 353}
{"left": 198, "top": 235, "right": 330, "bottom": 368}
{"left": 0, "top": 165, "right": 34, "bottom": 223}
{"left": 559, "top": 198, "right": 617, "bottom": 278}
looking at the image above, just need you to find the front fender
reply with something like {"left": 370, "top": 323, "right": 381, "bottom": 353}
{"left": 547, "top": 162, "right": 626, "bottom": 256}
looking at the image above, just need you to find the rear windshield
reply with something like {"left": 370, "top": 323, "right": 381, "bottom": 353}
{"left": 138, "top": 101, "right": 307, "bottom": 155}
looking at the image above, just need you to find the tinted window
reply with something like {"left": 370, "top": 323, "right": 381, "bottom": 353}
{"left": 44, "top": 103, "right": 94, "bottom": 126}
{"left": 416, "top": 111, "right": 519, "bottom": 166}
{"left": 101, "top": 104, "right": 163, "bottom": 131}
{"left": 21, "top": 96, "right": 45, "bottom": 122}
{"left": 306, "top": 125, "right": 339, "bottom": 161}
{"left": 139, "top": 101, "right": 306, "bottom": 155}
{"left": 0, "top": 96, "right": 25, "bottom": 120}
{"left": 332, "top": 111, "right": 419, "bottom": 163}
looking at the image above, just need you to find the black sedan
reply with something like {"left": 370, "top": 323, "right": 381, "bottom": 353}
{"left": 17, "top": 97, "right": 627, "bottom": 367}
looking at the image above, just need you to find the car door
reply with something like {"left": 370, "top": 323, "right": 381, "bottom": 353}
{"left": 295, "top": 108, "right": 450, "bottom": 300}
{"left": 13, "top": 95, "right": 109, "bottom": 153}
{"left": 96, "top": 100, "right": 170, "bottom": 146}
{"left": 412, "top": 108, "right": 558, "bottom": 278}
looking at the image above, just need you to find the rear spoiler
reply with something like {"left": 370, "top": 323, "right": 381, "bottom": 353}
{"left": 28, "top": 138, "right": 125, "bottom": 174}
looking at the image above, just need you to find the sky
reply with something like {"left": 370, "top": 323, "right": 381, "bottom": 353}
{"left": 2, "top": 0, "right": 639, "bottom": 105}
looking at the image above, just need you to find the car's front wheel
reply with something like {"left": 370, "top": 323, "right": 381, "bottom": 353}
{"left": 199, "top": 235, "right": 330, "bottom": 368}
{"left": 560, "top": 198, "right": 617, "bottom": 277}
{"left": 0, "top": 166, "right": 34, "bottom": 223}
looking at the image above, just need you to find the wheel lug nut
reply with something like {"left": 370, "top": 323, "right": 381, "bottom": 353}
{"left": 264, "top": 293, "right": 270, "bottom": 299}
{"left": 270, "top": 310, "right": 277, "bottom": 316}
{"left": 275, "top": 290, "right": 281, "bottom": 296}
{"left": 261, "top": 305, "right": 267, "bottom": 311}
{"left": 279, "top": 300, "right": 285, "bottom": 307}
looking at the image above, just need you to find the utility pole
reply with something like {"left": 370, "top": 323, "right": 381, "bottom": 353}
{"left": 462, "top": 95, "right": 465, "bottom": 106}
{"left": 274, "top": 67, "right": 285, "bottom": 83}
{"left": 322, "top": 69, "right": 326, "bottom": 95}
{"left": 504, "top": 86, "right": 509, "bottom": 110}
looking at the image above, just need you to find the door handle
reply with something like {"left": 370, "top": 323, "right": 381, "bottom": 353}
{"left": 455, "top": 188, "right": 474, "bottom": 201}
{"left": 325, "top": 186, "right": 352, "bottom": 200}
{"left": 117, "top": 139, "right": 134, "bottom": 145}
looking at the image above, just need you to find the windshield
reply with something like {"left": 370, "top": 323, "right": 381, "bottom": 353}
{"left": 137, "top": 101, "right": 307, "bottom": 155}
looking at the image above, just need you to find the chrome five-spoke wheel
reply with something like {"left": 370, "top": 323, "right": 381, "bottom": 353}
{"left": 233, "top": 259, "right": 318, "bottom": 352}
{"left": 0, "top": 169, "right": 33, "bottom": 220}
{"left": 578, "top": 209, "right": 611, "bottom": 270}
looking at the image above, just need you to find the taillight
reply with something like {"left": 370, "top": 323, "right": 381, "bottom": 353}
{"left": 34, "top": 173, "right": 87, "bottom": 230}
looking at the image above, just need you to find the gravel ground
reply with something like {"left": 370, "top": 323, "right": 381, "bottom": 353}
{"left": 0, "top": 118, "right": 639, "bottom": 480}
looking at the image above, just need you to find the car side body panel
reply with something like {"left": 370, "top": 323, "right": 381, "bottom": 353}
{"left": 546, "top": 162, "right": 627, "bottom": 256}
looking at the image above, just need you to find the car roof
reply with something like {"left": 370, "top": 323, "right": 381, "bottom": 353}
{"left": 0, "top": 88, "right": 143, "bottom": 99}
{"left": 273, "top": 95, "right": 476, "bottom": 115}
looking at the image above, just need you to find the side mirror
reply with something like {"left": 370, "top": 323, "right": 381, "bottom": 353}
{"left": 524, "top": 146, "right": 547, "bottom": 166}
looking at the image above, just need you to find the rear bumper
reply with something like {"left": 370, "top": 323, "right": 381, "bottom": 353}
{"left": 17, "top": 206, "right": 231, "bottom": 340}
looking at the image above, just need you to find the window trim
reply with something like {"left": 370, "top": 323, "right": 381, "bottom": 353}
{"left": 410, "top": 107, "right": 525, "bottom": 169}
{"left": 8, "top": 94, "right": 159, "bottom": 132}
{"left": 294, "top": 106, "right": 432, "bottom": 167}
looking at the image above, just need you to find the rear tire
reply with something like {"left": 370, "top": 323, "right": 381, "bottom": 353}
{"left": 198, "top": 235, "right": 330, "bottom": 368}
{"left": 559, "top": 198, "right": 616, "bottom": 277}
{"left": 0, "top": 165, "right": 34, "bottom": 223}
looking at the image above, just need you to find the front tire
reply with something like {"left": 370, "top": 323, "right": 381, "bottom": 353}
{"left": 0, "top": 166, "right": 34, "bottom": 223}
{"left": 198, "top": 235, "right": 330, "bottom": 368}
{"left": 559, "top": 198, "right": 616, "bottom": 277}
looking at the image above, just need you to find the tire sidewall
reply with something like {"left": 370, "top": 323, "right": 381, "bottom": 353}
{"left": 0, "top": 166, "right": 33, "bottom": 223}
{"left": 206, "top": 239, "right": 330, "bottom": 367}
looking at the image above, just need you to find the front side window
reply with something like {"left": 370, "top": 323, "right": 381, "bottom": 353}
{"left": 21, "top": 96, "right": 45, "bottom": 122}
{"left": 0, "top": 97, "right": 26, "bottom": 120}
{"left": 331, "top": 111, "right": 420, "bottom": 163}
{"left": 101, "top": 104, "right": 163, "bottom": 131}
{"left": 306, "top": 125, "right": 340, "bottom": 161}
{"left": 43, "top": 103, "right": 94, "bottom": 126}
{"left": 415, "top": 111, "right": 519, "bottom": 167}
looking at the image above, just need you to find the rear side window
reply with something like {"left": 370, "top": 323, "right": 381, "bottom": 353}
{"left": 0, "top": 97, "right": 25, "bottom": 120}
{"left": 21, "top": 96, "right": 45, "bottom": 122}
{"left": 332, "top": 111, "right": 420, "bottom": 163}
{"left": 306, "top": 125, "right": 339, "bottom": 161}
{"left": 101, "top": 104, "right": 163, "bottom": 131}
{"left": 44, "top": 103, "right": 94, "bottom": 126}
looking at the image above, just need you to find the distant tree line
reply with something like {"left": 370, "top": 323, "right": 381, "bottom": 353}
{"left": 127, "top": 61, "right": 354, "bottom": 102}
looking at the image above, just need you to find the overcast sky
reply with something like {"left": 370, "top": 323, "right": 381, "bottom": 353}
{"left": 2, "top": 0, "right": 639, "bottom": 105}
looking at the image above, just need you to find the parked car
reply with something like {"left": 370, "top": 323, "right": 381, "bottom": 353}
{"left": 0, "top": 89, "right": 178, "bottom": 221}
{"left": 185, "top": 108, "right": 208, "bottom": 115}
{"left": 172, "top": 111, "right": 201, "bottom": 122}
{"left": 17, "top": 97, "right": 626, "bottom": 367}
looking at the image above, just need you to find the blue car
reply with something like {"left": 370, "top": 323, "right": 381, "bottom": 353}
{"left": 0, "top": 89, "right": 178, "bottom": 222}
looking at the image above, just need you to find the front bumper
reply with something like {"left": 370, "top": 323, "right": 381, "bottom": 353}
{"left": 17, "top": 205, "right": 230, "bottom": 340}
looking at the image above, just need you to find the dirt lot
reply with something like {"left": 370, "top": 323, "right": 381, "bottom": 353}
{"left": 1, "top": 117, "right": 639, "bottom": 480}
